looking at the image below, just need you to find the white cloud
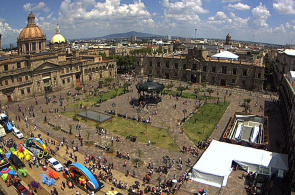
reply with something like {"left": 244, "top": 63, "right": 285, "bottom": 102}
{"left": 0, "top": 19, "right": 22, "bottom": 46}
{"left": 250, "top": 2, "right": 271, "bottom": 29}
{"left": 273, "top": 0, "right": 295, "bottom": 15}
{"left": 222, "top": 0, "right": 241, "bottom": 3}
{"left": 208, "top": 11, "right": 228, "bottom": 24}
{"left": 58, "top": 0, "right": 154, "bottom": 36}
{"left": 227, "top": 3, "right": 250, "bottom": 11}
{"left": 23, "top": 2, "right": 50, "bottom": 13}
{"left": 161, "top": 0, "right": 208, "bottom": 27}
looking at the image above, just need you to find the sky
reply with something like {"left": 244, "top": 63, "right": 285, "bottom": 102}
{"left": 1, "top": 0, "right": 295, "bottom": 46}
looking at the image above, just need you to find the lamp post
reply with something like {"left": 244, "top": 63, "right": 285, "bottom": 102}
{"left": 195, "top": 28, "right": 197, "bottom": 40}
{"left": 112, "top": 102, "right": 117, "bottom": 116}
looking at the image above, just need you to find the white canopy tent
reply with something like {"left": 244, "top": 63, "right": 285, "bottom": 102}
{"left": 191, "top": 140, "right": 288, "bottom": 188}
{"left": 211, "top": 51, "right": 239, "bottom": 59}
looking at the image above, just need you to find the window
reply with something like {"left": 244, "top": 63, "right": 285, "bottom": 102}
{"left": 157, "top": 71, "right": 160, "bottom": 75}
{"left": 183, "top": 64, "right": 187, "bottom": 69}
{"left": 203, "top": 66, "right": 207, "bottom": 72}
{"left": 174, "top": 62, "right": 178, "bottom": 69}
{"left": 202, "top": 75, "right": 206, "bottom": 81}
{"left": 212, "top": 67, "right": 216, "bottom": 73}
{"left": 174, "top": 72, "right": 177, "bottom": 76}
{"left": 32, "top": 42, "right": 36, "bottom": 51}
{"left": 233, "top": 68, "right": 237, "bottom": 75}
{"left": 27, "top": 88, "right": 31, "bottom": 93}
{"left": 243, "top": 70, "right": 247, "bottom": 76}
{"left": 25, "top": 43, "right": 29, "bottom": 52}
{"left": 18, "top": 77, "right": 22, "bottom": 82}
{"left": 62, "top": 79, "right": 65, "bottom": 84}
{"left": 165, "top": 61, "right": 169, "bottom": 68}
{"left": 17, "top": 62, "right": 21, "bottom": 69}
{"left": 4, "top": 65, "right": 8, "bottom": 71}
{"left": 67, "top": 78, "right": 70, "bottom": 83}
{"left": 258, "top": 73, "right": 262, "bottom": 78}
{"left": 149, "top": 61, "right": 153, "bottom": 67}
{"left": 222, "top": 66, "right": 227, "bottom": 74}
{"left": 39, "top": 42, "right": 42, "bottom": 50}
{"left": 211, "top": 77, "right": 215, "bottom": 82}
{"left": 157, "top": 62, "right": 160, "bottom": 67}
{"left": 192, "top": 64, "right": 197, "bottom": 71}
{"left": 232, "top": 79, "right": 236, "bottom": 83}
{"left": 5, "top": 80, "right": 8, "bottom": 85}
{"left": 242, "top": 80, "right": 246, "bottom": 86}
{"left": 25, "top": 76, "right": 29, "bottom": 81}
{"left": 21, "top": 89, "right": 25, "bottom": 95}
{"left": 183, "top": 73, "right": 186, "bottom": 79}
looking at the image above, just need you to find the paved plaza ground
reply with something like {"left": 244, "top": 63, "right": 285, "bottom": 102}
{"left": 3, "top": 77, "right": 285, "bottom": 195}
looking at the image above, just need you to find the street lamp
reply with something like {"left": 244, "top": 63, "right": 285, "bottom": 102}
{"left": 112, "top": 102, "right": 117, "bottom": 116}
{"left": 182, "top": 109, "right": 187, "bottom": 121}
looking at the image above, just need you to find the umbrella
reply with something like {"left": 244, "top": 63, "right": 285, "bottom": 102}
{"left": 106, "top": 190, "right": 118, "bottom": 195}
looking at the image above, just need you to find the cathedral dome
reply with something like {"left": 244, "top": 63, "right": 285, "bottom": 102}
{"left": 51, "top": 24, "right": 66, "bottom": 44}
{"left": 18, "top": 12, "right": 45, "bottom": 40}
{"left": 51, "top": 34, "right": 66, "bottom": 44}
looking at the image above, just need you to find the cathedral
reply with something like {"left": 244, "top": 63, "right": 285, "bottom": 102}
{"left": 0, "top": 13, "right": 117, "bottom": 104}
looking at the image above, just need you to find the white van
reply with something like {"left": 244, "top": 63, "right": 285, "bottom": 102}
{"left": 0, "top": 124, "right": 6, "bottom": 137}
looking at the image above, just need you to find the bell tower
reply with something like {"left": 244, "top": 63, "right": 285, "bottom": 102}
{"left": 225, "top": 33, "right": 232, "bottom": 45}
{"left": 0, "top": 33, "right": 2, "bottom": 51}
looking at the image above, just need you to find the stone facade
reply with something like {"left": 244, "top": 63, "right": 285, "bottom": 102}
{"left": 134, "top": 48, "right": 265, "bottom": 91}
{"left": 0, "top": 51, "right": 116, "bottom": 104}
{"left": 278, "top": 75, "right": 295, "bottom": 192}
{"left": 273, "top": 50, "right": 295, "bottom": 81}
{"left": 0, "top": 13, "right": 116, "bottom": 104}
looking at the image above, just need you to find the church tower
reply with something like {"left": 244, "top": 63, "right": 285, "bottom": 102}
{"left": 0, "top": 33, "right": 2, "bottom": 51}
{"left": 225, "top": 33, "right": 232, "bottom": 45}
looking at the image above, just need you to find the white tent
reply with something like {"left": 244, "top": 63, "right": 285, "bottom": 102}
{"left": 211, "top": 51, "right": 239, "bottom": 59}
{"left": 191, "top": 140, "right": 288, "bottom": 188}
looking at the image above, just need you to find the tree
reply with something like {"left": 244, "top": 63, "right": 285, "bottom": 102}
{"left": 114, "top": 86, "right": 119, "bottom": 96}
{"left": 123, "top": 83, "right": 131, "bottom": 93}
{"left": 206, "top": 88, "right": 214, "bottom": 97}
{"left": 75, "top": 86, "right": 82, "bottom": 94}
{"left": 98, "top": 81, "right": 104, "bottom": 88}
{"left": 166, "top": 83, "right": 174, "bottom": 91}
{"left": 177, "top": 86, "right": 186, "bottom": 97}
{"left": 104, "top": 77, "right": 114, "bottom": 87}
{"left": 243, "top": 98, "right": 252, "bottom": 112}
{"left": 86, "top": 130, "right": 90, "bottom": 140}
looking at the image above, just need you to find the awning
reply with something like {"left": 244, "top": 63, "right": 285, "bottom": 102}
{"left": 212, "top": 51, "right": 239, "bottom": 59}
{"left": 43, "top": 82, "right": 50, "bottom": 87}
{"left": 42, "top": 76, "right": 51, "bottom": 80}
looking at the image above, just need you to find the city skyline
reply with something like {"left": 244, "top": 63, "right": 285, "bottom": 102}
{"left": 0, "top": 0, "right": 295, "bottom": 46}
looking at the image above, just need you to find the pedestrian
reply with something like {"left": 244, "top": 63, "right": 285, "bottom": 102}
{"left": 148, "top": 140, "right": 151, "bottom": 146}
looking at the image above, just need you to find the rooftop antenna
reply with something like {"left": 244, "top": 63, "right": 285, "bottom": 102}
{"left": 195, "top": 28, "right": 197, "bottom": 40}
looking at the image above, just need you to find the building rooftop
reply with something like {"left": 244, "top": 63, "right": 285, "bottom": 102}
{"left": 222, "top": 113, "right": 268, "bottom": 149}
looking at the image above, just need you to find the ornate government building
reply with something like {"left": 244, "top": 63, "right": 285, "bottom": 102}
{"left": 0, "top": 13, "right": 116, "bottom": 103}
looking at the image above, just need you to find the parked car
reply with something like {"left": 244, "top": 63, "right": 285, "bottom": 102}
{"left": 13, "top": 182, "right": 33, "bottom": 195}
{"left": 0, "top": 124, "right": 6, "bottom": 138}
{"left": 48, "top": 157, "right": 63, "bottom": 172}
{"left": 9, "top": 153, "right": 25, "bottom": 169}
{"left": 13, "top": 127, "right": 24, "bottom": 139}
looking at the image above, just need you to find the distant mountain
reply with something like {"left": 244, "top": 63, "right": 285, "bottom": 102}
{"left": 99, "top": 31, "right": 163, "bottom": 39}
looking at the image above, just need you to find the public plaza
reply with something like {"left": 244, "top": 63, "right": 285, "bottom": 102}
{"left": 0, "top": 75, "right": 285, "bottom": 195}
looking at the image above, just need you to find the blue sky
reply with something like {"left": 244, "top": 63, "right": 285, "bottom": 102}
{"left": 1, "top": 0, "right": 295, "bottom": 46}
